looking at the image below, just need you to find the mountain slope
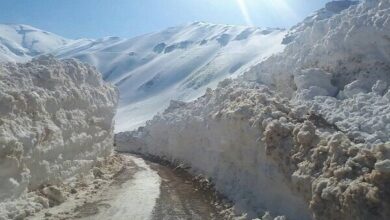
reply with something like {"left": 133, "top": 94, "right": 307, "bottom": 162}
{"left": 0, "top": 24, "right": 71, "bottom": 62}
{"left": 53, "top": 22, "right": 287, "bottom": 131}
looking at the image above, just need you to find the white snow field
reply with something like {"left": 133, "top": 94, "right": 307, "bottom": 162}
{"left": 51, "top": 22, "right": 287, "bottom": 132}
{"left": 117, "top": 1, "right": 390, "bottom": 219}
{"left": 0, "top": 24, "right": 71, "bottom": 62}
{"left": 0, "top": 56, "right": 118, "bottom": 219}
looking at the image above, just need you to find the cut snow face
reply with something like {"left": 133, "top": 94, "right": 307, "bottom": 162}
{"left": 116, "top": 79, "right": 390, "bottom": 220}
{"left": 0, "top": 24, "right": 72, "bottom": 62}
{"left": 52, "top": 22, "right": 287, "bottom": 132}
{"left": 0, "top": 56, "right": 118, "bottom": 203}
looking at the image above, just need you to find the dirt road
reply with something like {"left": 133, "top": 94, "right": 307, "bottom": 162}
{"left": 30, "top": 154, "right": 224, "bottom": 220}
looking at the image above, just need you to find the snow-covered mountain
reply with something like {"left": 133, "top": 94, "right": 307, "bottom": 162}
{"left": 0, "top": 24, "right": 71, "bottom": 62}
{"left": 52, "top": 22, "right": 287, "bottom": 132}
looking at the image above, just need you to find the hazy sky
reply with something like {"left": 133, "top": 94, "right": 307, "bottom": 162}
{"left": 0, "top": 0, "right": 330, "bottom": 39}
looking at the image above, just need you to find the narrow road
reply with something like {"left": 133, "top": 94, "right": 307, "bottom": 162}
{"left": 79, "top": 155, "right": 161, "bottom": 220}
{"left": 31, "top": 154, "right": 224, "bottom": 220}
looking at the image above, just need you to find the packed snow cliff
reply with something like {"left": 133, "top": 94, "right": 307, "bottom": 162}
{"left": 116, "top": 0, "right": 390, "bottom": 219}
{"left": 0, "top": 56, "right": 118, "bottom": 218}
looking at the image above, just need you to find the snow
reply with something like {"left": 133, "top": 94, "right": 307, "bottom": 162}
{"left": 295, "top": 80, "right": 390, "bottom": 145}
{"left": 117, "top": 78, "right": 390, "bottom": 219}
{"left": 0, "top": 24, "right": 72, "bottom": 62}
{"left": 0, "top": 0, "right": 389, "bottom": 219}
{"left": 0, "top": 56, "right": 118, "bottom": 218}
{"left": 116, "top": 0, "right": 390, "bottom": 219}
{"left": 244, "top": 0, "right": 390, "bottom": 98}
{"left": 116, "top": 81, "right": 312, "bottom": 220}
{"left": 51, "top": 22, "right": 287, "bottom": 132}
{"left": 293, "top": 68, "right": 338, "bottom": 100}
{"left": 242, "top": 0, "right": 390, "bottom": 145}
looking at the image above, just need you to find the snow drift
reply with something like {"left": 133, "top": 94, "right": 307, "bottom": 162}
{"left": 116, "top": 0, "right": 390, "bottom": 219}
{"left": 0, "top": 56, "right": 118, "bottom": 203}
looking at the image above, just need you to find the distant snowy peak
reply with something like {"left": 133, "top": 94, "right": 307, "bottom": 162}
{"left": 0, "top": 24, "right": 72, "bottom": 62}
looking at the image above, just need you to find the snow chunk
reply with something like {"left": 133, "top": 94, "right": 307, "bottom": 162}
{"left": 294, "top": 68, "right": 338, "bottom": 99}
{"left": 341, "top": 79, "right": 371, "bottom": 98}
{"left": 375, "top": 159, "right": 390, "bottom": 173}
{"left": 372, "top": 80, "right": 388, "bottom": 95}
{"left": 42, "top": 186, "right": 66, "bottom": 206}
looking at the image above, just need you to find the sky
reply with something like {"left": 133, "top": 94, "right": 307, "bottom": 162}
{"left": 0, "top": 0, "right": 330, "bottom": 39}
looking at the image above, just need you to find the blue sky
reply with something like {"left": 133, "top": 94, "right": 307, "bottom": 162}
{"left": 0, "top": 0, "right": 330, "bottom": 39}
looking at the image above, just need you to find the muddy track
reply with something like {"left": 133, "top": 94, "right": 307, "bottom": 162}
{"left": 148, "top": 161, "right": 223, "bottom": 220}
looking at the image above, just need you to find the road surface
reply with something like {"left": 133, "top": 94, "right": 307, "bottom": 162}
{"left": 31, "top": 154, "right": 224, "bottom": 220}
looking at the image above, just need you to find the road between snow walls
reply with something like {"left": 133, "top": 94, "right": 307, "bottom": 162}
{"left": 116, "top": 0, "right": 390, "bottom": 220}
{"left": 0, "top": 0, "right": 389, "bottom": 220}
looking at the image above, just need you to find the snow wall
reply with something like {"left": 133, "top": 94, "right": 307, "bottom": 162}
{"left": 116, "top": 1, "right": 390, "bottom": 219}
{"left": 0, "top": 56, "right": 118, "bottom": 201}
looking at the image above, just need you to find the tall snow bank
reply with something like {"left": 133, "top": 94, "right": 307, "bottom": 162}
{"left": 243, "top": 0, "right": 390, "bottom": 145}
{"left": 116, "top": 79, "right": 390, "bottom": 219}
{"left": 117, "top": 80, "right": 312, "bottom": 219}
{"left": 245, "top": 0, "right": 390, "bottom": 98}
{"left": 0, "top": 56, "right": 118, "bottom": 202}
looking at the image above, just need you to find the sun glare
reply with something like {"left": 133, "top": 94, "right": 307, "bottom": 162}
{"left": 236, "top": 0, "right": 300, "bottom": 27}
{"left": 236, "top": 0, "right": 254, "bottom": 26}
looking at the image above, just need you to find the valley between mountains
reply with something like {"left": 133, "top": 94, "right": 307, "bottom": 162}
{"left": 1, "top": 0, "right": 389, "bottom": 219}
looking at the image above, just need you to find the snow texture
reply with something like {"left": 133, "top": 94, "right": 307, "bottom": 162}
{"left": 0, "top": 56, "right": 118, "bottom": 214}
{"left": 295, "top": 80, "right": 390, "bottom": 145}
{"left": 245, "top": 0, "right": 390, "bottom": 98}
